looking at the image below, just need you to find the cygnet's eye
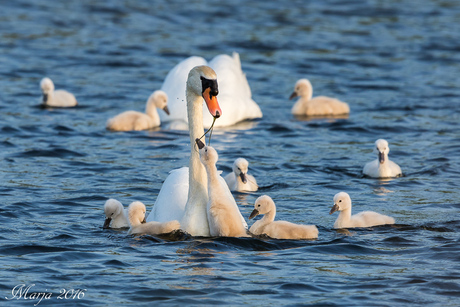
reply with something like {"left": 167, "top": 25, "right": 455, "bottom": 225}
{"left": 339, "top": 200, "right": 342, "bottom": 202}
{"left": 257, "top": 204, "right": 260, "bottom": 207}
{"left": 205, "top": 149, "right": 207, "bottom": 152}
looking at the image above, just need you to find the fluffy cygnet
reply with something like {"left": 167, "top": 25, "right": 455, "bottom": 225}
{"left": 197, "top": 139, "right": 249, "bottom": 237}
{"left": 363, "top": 139, "right": 402, "bottom": 178}
{"left": 249, "top": 195, "right": 318, "bottom": 239}
{"left": 289, "top": 79, "right": 349, "bottom": 116}
{"left": 224, "top": 158, "right": 258, "bottom": 192}
{"left": 330, "top": 192, "right": 395, "bottom": 229}
{"left": 103, "top": 198, "right": 129, "bottom": 229}
{"left": 106, "top": 90, "right": 169, "bottom": 131}
{"left": 40, "top": 77, "right": 78, "bottom": 107}
{"left": 128, "top": 201, "right": 180, "bottom": 235}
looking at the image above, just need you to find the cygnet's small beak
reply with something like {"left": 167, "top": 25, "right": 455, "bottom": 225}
{"left": 378, "top": 151, "right": 385, "bottom": 164}
{"left": 141, "top": 218, "right": 146, "bottom": 224}
{"left": 42, "top": 94, "right": 48, "bottom": 104}
{"left": 195, "top": 138, "right": 205, "bottom": 149}
{"left": 103, "top": 218, "right": 112, "bottom": 229}
{"left": 329, "top": 204, "right": 339, "bottom": 215}
{"left": 249, "top": 209, "right": 259, "bottom": 219}
{"left": 239, "top": 172, "right": 248, "bottom": 184}
{"left": 289, "top": 92, "right": 298, "bottom": 100}
{"left": 163, "top": 106, "right": 170, "bottom": 115}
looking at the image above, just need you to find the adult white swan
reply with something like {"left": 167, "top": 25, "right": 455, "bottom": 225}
{"left": 159, "top": 53, "right": 262, "bottom": 128}
{"left": 146, "top": 66, "right": 222, "bottom": 236}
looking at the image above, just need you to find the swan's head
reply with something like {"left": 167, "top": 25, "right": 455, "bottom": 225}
{"left": 128, "top": 201, "right": 147, "bottom": 227}
{"left": 233, "top": 158, "right": 249, "bottom": 184}
{"left": 40, "top": 77, "right": 55, "bottom": 93}
{"left": 196, "top": 138, "right": 219, "bottom": 166}
{"left": 103, "top": 198, "right": 123, "bottom": 229}
{"left": 330, "top": 192, "right": 352, "bottom": 214}
{"left": 289, "top": 78, "right": 313, "bottom": 100}
{"left": 187, "top": 65, "right": 222, "bottom": 119}
{"left": 249, "top": 195, "right": 276, "bottom": 219}
{"left": 148, "top": 90, "right": 169, "bottom": 115}
{"left": 374, "top": 139, "right": 390, "bottom": 164}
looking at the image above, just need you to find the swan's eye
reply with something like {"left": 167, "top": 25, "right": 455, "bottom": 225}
{"left": 258, "top": 204, "right": 260, "bottom": 207}
{"left": 205, "top": 149, "right": 207, "bottom": 152}
{"left": 339, "top": 200, "right": 342, "bottom": 202}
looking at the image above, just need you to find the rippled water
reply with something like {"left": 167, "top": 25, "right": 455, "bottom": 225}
{"left": 1, "top": 0, "right": 460, "bottom": 306}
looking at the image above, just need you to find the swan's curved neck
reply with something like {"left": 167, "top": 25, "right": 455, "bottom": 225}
{"left": 145, "top": 103, "right": 160, "bottom": 123}
{"left": 261, "top": 210, "right": 276, "bottom": 225}
{"left": 181, "top": 87, "right": 209, "bottom": 236}
{"left": 337, "top": 208, "right": 351, "bottom": 225}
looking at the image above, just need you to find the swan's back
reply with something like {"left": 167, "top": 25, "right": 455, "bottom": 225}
{"left": 363, "top": 159, "right": 402, "bottom": 178}
{"left": 303, "top": 96, "right": 349, "bottom": 116}
{"left": 106, "top": 111, "right": 152, "bottom": 131}
{"left": 350, "top": 211, "right": 395, "bottom": 228}
{"left": 262, "top": 221, "right": 318, "bottom": 239}
{"left": 49, "top": 90, "right": 77, "bottom": 107}
{"left": 129, "top": 220, "right": 180, "bottom": 235}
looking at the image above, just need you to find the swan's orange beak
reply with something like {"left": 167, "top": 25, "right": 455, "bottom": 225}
{"left": 202, "top": 88, "right": 222, "bottom": 118}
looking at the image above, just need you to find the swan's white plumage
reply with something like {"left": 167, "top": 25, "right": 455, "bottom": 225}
{"left": 363, "top": 139, "right": 402, "bottom": 178}
{"left": 159, "top": 53, "right": 262, "bottom": 128}
{"left": 224, "top": 158, "right": 258, "bottom": 192}
{"left": 290, "top": 79, "right": 349, "bottom": 116}
{"left": 147, "top": 66, "right": 224, "bottom": 236}
{"left": 128, "top": 201, "right": 180, "bottom": 235}
{"left": 106, "top": 90, "right": 169, "bottom": 131}
{"left": 249, "top": 195, "right": 318, "bottom": 239}
{"left": 103, "top": 199, "right": 129, "bottom": 228}
{"left": 330, "top": 192, "right": 395, "bottom": 229}
{"left": 40, "top": 77, "right": 77, "bottom": 107}
{"left": 199, "top": 144, "right": 248, "bottom": 237}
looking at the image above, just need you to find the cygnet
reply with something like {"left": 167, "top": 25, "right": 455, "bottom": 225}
{"left": 103, "top": 198, "right": 129, "bottom": 229}
{"left": 40, "top": 77, "right": 78, "bottom": 107}
{"left": 224, "top": 158, "right": 258, "bottom": 192}
{"left": 330, "top": 192, "right": 395, "bottom": 229}
{"left": 363, "top": 139, "right": 402, "bottom": 178}
{"left": 128, "top": 201, "right": 180, "bottom": 235}
{"left": 197, "top": 139, "right": 249, "bottom": 237}
{"left": 249, "top": 195, "right": 318, "bottom": 239}
{"left": 289, "top": 79, "right": 349, "bottom": 116}
{"left": 106, "top": 90, "right": 169, "bottom": 131}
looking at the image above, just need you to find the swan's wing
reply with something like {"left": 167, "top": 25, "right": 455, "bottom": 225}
{"left": 159, "top": 56, "right": 207, "bottom": 124}
{"left": 218, "top": 175, "right": 248, "bottom": 229}
{"left": 147, "top": 167, "right": 189, "bottom": 223}
{"left": 207, "top": 52, "right": 262, "bottom": 127}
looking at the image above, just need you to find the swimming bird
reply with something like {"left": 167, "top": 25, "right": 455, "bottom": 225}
{"left": 146, "top": 66, "right": 223, "bottom": 236}
{"left": 224, "top": 158, "right": 258, "bottom": 192}
{"left": 40, "top": 77, "right": 78, "bottom": 107}
{"left": 106, "top": 90, "right": 169, "bottom": 131}
{"left": 197, "top": 139, "right": 249, "bottom": 237}
{"left": 159, "top": 53, "right": 262, "bottom": 128}
{"left": 363, "top": 139, "right": 402, "bottom": 178}
{"left": 329, "top": 192, "right": 395, "bottom": 229}
{"left": 103, "top": 199, "right": 129, "bottom": 229}
{"left": 289, "top": 79, "right": 349, "bottom": 116}
{"left": 128, "top": 201, "right": 180, "bottom": 235}
{"left": 249, "top": 195, "right": 318, "bottom": 239}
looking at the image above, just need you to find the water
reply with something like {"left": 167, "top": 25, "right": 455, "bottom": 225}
{"left": 1, "top": 0, "right": 459, "bottom": 305}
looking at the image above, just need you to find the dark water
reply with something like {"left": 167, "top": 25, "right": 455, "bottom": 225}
{"left": 1, "top": 0, "right": 460, "bottom": 305}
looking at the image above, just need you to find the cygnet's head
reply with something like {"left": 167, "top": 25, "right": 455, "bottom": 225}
{"left": 103, "top": 199, "right": 123, "bottom": 229}
{"left": 249, "top": 195, "right": 276, "bottom": 219}
{"left": 330, "top": 192, "right": 352, "bottom": 214}
{"left": 40, "top": 77, "right": 55, "bottom": 94}
{"left": 374, "top": 139, "right": 390, "bottom": 164}
{"left": 128, "top": 201, "right": 147, "bottom": 226}
{"left": 196, "top": 138, "right": 218, "bottom": 166}
{"left": 187, "top": 65, "right": 222, "bottom": 118}
{"left": 233, "top": 158, "right": 249, "bottom": 184}
{"left": 289, "top": 78, "right": 313, "bottom": 100}
{"left": 148, "top": 90, "right": 169, "bottom": 115}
